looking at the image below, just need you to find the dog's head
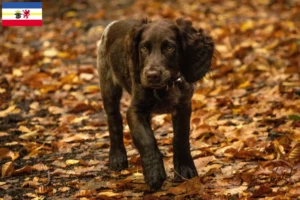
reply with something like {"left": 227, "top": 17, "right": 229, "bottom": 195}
{"left": 128, "top": 18, "right": 214, "bottom": 88}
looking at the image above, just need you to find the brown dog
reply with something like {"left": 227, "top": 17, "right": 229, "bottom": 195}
{"left": 97, "top": 18, "right": 214, "bottom": 190}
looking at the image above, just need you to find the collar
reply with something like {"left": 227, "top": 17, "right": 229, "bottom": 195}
{"left": 167, "top": 75, "right": 183, "bottom": 89}
{"left": 153, "top": 75, "right": 183, "bottom": 100}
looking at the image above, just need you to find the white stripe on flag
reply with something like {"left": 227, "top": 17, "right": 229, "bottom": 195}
{"left": 2, "top": 8, "right": 42, "bottom": 12}
{"left": 2, "top": 16, "right": 42, "bottom": 20}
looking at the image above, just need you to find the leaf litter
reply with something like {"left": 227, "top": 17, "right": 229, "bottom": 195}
{"left": 0, "top": 0, "right": 299, "bottom": 199}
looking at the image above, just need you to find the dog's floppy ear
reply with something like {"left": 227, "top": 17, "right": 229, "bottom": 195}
{"left": 176, "top": 18, "right": 214, "bottom": 83}
{"left": 127, "top": 19, "right": 149, "bottom": 84}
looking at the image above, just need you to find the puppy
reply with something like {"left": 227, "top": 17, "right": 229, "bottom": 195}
{"left": 97, "top": 18, "right": 214, "bottom": 190}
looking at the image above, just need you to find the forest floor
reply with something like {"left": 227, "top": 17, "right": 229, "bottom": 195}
{"left": 0, "top": 0, "right": 299, "bottom": 199}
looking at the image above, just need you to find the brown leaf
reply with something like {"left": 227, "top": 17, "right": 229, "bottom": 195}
{"left": 0, "top": 148, "right": 19, "bottom": 161}
{"left": 22, "top": 180, "right": 39, "bottom": 188}
{"left": 167, "top": 177, "right": 203, "bottom": 195}
{"left": 288, "top": 186, "right": 300, "bottom": 198}
{"left": 97, "top": 191, "right": 120, "bottom": 198}
{"left": 0, "top": 182, "right": 6, "bottom": 186}
{"left": 23, "top": 72, "right": 51, "bottom": 89}
{"left": 35, "top": 186, "right": 53, "bottom": 194}
{"left": 74, "top": 190, "right": 95, "bottom": 197}
{"left": 291, "top": 169, "right": 300, "bottom": 181}
{"left": 58, "top": 187, "right": 70, "bottom": 192}
{"left": 61, "top": 133, "right": 94, "bottom": 143}
{"left": 19, "top": 131, "right": 38, "bottom": 140}
{"left": 252, "top": 184, "right": 272, "bottom": 198}
{"left": 32, "top": 163, "right": 49, "bottom": 171}
{"left": 1, "top": 162, "right": 14, "bottom": 177}
{"left": 13, "top": 165, "right": 32, "bottom": 175}
{"left": 273, "top": 140, "right": 285, "bottom": 159}
{"left": 288, "top": 143, "right": 300, "bottom": 161}
{"left": 194, "top": 156, "right": 216, "bottom": 170}
{"left": 214, "top": 141, "right": 244, "bottom": 157}
{"left": 81, "top": 178, "right": 106, "bottom": 190}
{"left": 224, "top": 185, "right": 248, "bottom": 195}
{"left": 0, "top": 105, "right": 20, "bottom": 117}
{"left": 69, "top": 103, "right": 95, "bottom": 113}
{"left": 0, "top": 132, "right": 9, "bottom": 137}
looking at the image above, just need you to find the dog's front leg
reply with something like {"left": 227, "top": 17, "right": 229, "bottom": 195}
{"left": 172, "top": 103, "right": 198, "bottom": 181}
{"left": 127, "top": 106, "right": 166, "bottom": 190}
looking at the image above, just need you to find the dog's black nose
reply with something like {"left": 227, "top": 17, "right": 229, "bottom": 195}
{"left": 146, "top": 70, "right": 161, "bottom": 83}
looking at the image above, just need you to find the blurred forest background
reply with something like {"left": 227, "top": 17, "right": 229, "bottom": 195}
{"left": 0, "top": 0, "right": 299, "bottom": 199}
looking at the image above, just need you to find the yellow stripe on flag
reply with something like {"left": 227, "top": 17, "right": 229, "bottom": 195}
{"left": 2, "top": 12, "right": 42, "bottom": 16}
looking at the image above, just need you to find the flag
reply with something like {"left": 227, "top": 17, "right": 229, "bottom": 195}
{"left": 2, "top": 2, "right": 42, "bottom": 26}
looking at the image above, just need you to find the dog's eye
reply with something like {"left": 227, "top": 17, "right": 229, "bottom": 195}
{"left": 140, "top": 46, "right": 148, "bottom": 53}
{"left": 166, "top": 46, "right": 175, "bottom": 52}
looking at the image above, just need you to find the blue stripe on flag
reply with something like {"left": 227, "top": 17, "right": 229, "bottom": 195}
{"left": 2, "top": 2, "right": 42, "bottom": 9}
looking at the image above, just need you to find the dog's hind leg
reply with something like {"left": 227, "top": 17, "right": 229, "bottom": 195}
{"left": 99, "top": 71, "right": 128, "bottom": 171}
{"left": 97, "top": 40, "right": 128, "bottom": 171}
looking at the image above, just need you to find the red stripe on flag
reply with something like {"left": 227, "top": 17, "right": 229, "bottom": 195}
{"left": 2, "top": 20, "right": 42, "bottom": 26}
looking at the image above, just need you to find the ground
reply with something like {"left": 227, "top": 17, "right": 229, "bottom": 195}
{"left": 0, "top": 0, "right": 299, "bottom": 199}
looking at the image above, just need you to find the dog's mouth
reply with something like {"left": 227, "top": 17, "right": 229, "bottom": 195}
{"left": 142, "top": 82, "right": 167, "bottom": 89}
{"left": 141, "top": 77, "right": 171, "bottom": 89}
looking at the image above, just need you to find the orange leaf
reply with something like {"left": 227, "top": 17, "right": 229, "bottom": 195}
{"left": 0, "top": 148, "right": 12, "bottom": 160}
{"left": 1, "top": 162, "right": 14, "bottom": 177}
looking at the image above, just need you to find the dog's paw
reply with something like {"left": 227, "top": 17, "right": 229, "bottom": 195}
{"left": 174, "top": 163, "right": 198, "bottom": 181}
{"left": 109, "top": 148, "right": 128, "bottom": 171}
{"left": 142, "top": 156, "right": 166, "bottom": 190}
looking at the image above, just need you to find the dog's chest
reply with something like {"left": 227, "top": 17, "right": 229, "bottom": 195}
{"left": 152, "top": 87, "right": 182, "bottom": 114}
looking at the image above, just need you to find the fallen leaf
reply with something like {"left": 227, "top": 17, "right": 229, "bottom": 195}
{"left": 1, "top": 162, "right": 14, "bottom": 177}
{"left": 0, "top": 132, "right": 9, "bottom": 137}
{"left": 61, "top": 133, "right": 94, "bottom": 143}
{"left": 98, "top": 191, "right": 120, "bottom": 197}
{"left": 74, "top": 190, "right": 94, "bottom": 197}
{"left": 84, "top": 85, "right": 100, "bottom": 94}
{"left": 288, "top": 143, "right": 300, "bottom": 161}
{"left": 194, "top": 156, "right": 216, "bottom": 169}
{"left": 167, "top": 177, "right": 203, "bottom": 196}
{"left": 43, "top": 48, "right": 58, "bottom": 57}
{"left": 35, "top": 186, "right": 53, "bottom": 194}
{"left": 224, "top": 185, "right": 248, "bottom": 195}
{"left": 214, "top": 141, "right": 244, "bottom": 157}
{"left": 252, "top": 184, "right": 272, "bottom": 198}
{"left": 19, "top": 131, "right": 38, "bottom": 140}
{"left": 66, "top": 159, "right": 80, "bottom": 166}
{"left": 32, "top": 163, "right": 49, "bottom": 171}
{"left": 13, "top": 165, "right": 32, "bottom": 175}
{"left": 58, "top": 187, "right": 70, "bottom": 192}
{"left": 0, "top": 105, "right": 19, "bottom": 117}
{"left": 0, "top": 182, "right": 6, "bottom": 186}
{"left": 22, "top": 180, "right": 39, "bottom": 188}
{"left": 81, "top": 178, "right": 106, "bottom": 190}
{"left": 0, "top": 148, "right": 19, "bottom": 161}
